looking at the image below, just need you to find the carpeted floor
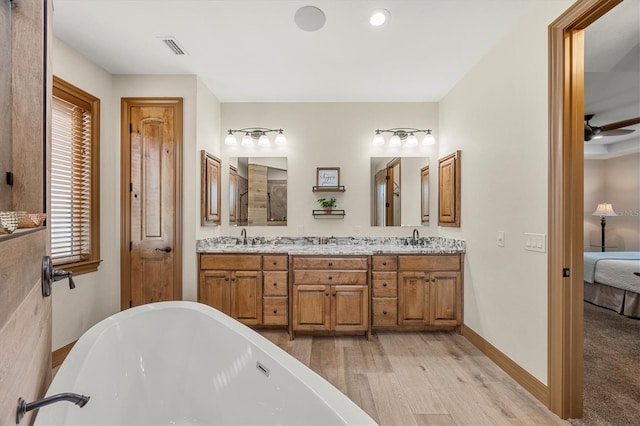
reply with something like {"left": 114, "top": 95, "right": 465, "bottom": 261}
{"left": 568, "top": 302, "right": 640, "bottom": 426}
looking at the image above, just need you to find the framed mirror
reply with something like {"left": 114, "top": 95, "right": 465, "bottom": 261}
{"left": 229, "top": 157, "right": 287, "bottom": 226}
{"left": 371, "top": 157, "right": 429, "bottom": 227}
{"left": 0, "top": 2, "right": 12, "bottom": 211}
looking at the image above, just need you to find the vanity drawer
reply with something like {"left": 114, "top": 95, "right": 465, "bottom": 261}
{"left": 398, "top": 254, "right": 461, "bottom": 272}
{"left": 263, "top": 255, "right": 288, "bottom": 271}
{"left": 372, "top": 272, "right": 397, "bottom": 297}
{"left": 372, "top": 255, "right": 397, "bottom": 271}
{"left": 263, "top": 298, "right": 288, "bottom": 325}
{"left": 263, "top": 272, "right": 288, "bottom": 296}
{"left": 372, "top": 298, "right": 398, "bottom": 327}
{"left": 292, "top": 257, "right": 368, "bottom": 270}
{"left": 200, "top": 254, "right": 261, "bottom": 270}
{"left": 293, "top": 270, "right": 367, "bottom": 285}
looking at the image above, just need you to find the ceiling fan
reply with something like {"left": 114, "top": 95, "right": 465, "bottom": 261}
{"left": 584, "top": 114, "right": 640, "bottom": 142}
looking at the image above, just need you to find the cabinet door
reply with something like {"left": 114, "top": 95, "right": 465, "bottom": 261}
{"left": 199, "top": 270, "right": 230, "bottom": 315}
{"left": 231, "top": 270, "right": 262, "bottom": 326}
{"left": 430, "top": 271, "right": 460, "bottom": 326}
{"left": 292, "top": 285, "right": 331, "bottom": 331}
{"left": 332, "top": 285, "right": 369, "bottom": 332}
{"left": 438, "top": 150, "right": 461, "bottom": 227}
{"left": 398, "top": 271, "right": 429, "bottom": 325}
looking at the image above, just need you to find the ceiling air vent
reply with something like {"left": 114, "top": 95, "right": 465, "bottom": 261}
{"left": 159, "top": 37, "right": 188, "bottom": 56}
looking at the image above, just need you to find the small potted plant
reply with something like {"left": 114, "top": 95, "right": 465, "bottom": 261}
{"left": 317, "top": 197, "right": 337, "bottom": 213}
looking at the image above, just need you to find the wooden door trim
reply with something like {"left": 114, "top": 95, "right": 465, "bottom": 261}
{"left": 548, "top": 0, "right": 622, "bottom": 418}
{"left": 120, "top": 98, "right": 183, "bottom": 310}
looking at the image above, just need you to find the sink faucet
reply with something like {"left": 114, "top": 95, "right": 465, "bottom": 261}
{"left": 412, "top": 228, "right": 420, "bottom": 245}
{"left": 240, "top": 228, "right": 247, "bottom": 245}
{"left": 17, "top": 393, "right": 90, "bottom": 424}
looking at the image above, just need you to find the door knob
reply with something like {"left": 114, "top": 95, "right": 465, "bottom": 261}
{"left": 155, "top": 247, "right": 172, "bottom": 253}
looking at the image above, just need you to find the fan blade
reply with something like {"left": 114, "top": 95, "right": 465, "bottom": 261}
{"left": 600, "top": 117, "right": 640, "bottom": 132}
{"left": 600, "top": 128, "right": 635, "bottom": 137}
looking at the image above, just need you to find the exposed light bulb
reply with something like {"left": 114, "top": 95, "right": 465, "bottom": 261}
{"left": 372, "top": 131, "right": 385, "bottom": 146}
{"left": 241, "top": 133, "right": 253, "bottom": 146}
{"left": 406, "top": 133, "right": 418, "bottom": 147}
{"left": 224, "top": 131, "right": 237, "bottom": 146}
{"left": 274, "top": 130, "right": 287, "bottom": 146}
{"left": 370, "top": 9, "right": 390, "bottom": 27}
{"left": 258, "top": 134, "right": 270, "bottom": 146}
{"left": 389, "top": 133, "right": 401, "bottom": 147}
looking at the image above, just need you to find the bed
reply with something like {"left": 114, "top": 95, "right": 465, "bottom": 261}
{"left": 584, "top": 251, "right": 640, "bottom": 318}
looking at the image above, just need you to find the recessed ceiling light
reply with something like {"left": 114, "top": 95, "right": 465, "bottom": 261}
{"left": 370, "top": 9, "right": 390, "bottom": 27}
{"left": 295, "top": 6, "right": 326, "bottom": 32}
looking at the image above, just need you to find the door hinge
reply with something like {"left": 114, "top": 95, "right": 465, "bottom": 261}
{"left": 385, "top": 202, "right": 390, "bottom": 207}
{"left": 562, "top": 268, "right": 570, "bottom": 277}
{"left": 129, "top": 123, "right": 132, "bottom": 133}
{"left": 129, "top": 300, "right": 132, "bottom": 308}
{"left": 129, "top": 182, "right": 133, "bottom": 192}
{"left": 129, "top": 241, "right": 132, "bottom": 251}
{"left": 385, "top": 175, "right": 390, "bottom": 181}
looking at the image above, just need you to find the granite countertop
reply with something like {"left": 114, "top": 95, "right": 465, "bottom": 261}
{"left": 197, "top": 236, "right": 466, "bottom": 255}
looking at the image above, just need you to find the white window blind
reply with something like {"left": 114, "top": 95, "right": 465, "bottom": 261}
{"left": 51, "top": 96, "right": 92, "bottom": 264}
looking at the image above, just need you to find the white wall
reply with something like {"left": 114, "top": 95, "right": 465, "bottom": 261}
{"left": 219, "top": 102, "right": 438, "bottom": 237}
{"left": 51, "top": 38, "right": 221, "bottom": 349}
{"left": 438, "top": 0, "right": 573, "bottom": 383}
{"left": 585, "top": 153, "right": 640, "bottom": 251}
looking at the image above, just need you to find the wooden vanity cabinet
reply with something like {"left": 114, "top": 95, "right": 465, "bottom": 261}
{"left": 291, "top": 256, "right": 370, "bottom": 339}
{"left": 198, "top": 254, "right": 262, "bottom": 326}
{"left": 397, "top": 254, "right": 463, "bottom": 331}
{"left": 371, "top": 255, "right": 398, "bottom": 328}
{"left": 262, "top": 255, "right": 289, "bottom": 326}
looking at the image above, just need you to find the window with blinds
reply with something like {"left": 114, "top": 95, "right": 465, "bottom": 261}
{"left": 51, "top": 76, "right": 100, "bottom": 273}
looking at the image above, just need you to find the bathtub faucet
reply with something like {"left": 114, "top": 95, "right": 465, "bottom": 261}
{"left": 17, "top": 393, "right": 90, "bottom": 424}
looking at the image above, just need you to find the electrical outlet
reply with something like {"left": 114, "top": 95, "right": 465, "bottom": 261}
{"left": 524, "top": 233, "right": 546, "bottom": 253}
{"left": 497, "top": 231, "right": 505, "bottom": 247}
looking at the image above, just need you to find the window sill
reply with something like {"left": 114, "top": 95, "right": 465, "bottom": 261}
{"left": 54, "top": 259, "right": 101, "bottom": 276}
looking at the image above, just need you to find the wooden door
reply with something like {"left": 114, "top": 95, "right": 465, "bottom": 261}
{"left": 292, "top": 285, "right": 331, "bottom": 331}
{"left": 332, "top": 285, "right": 368, "bottom": 332}
{"left": 429, "top": 271, "right": 459, "bottom": 326}
{"left": 398, "top": 271, "right": 429, "bottom": 325}
{"left": 121, "top": 98, "right": 182, "bottom": 309}
{"left": 199, "top": 270, "right": 230, "bottom": 315}
{"left": 231, "top": 270, "right": 262, "bottom": 325}
{"left": 374, "top": 169, "right": 387, "bottom": 226}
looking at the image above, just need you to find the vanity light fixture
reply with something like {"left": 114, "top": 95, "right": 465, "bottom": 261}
{"left": 372, "top": 128, "right": 435, "bottom": 147}
{"left": 225, "top": 128, "right": 287, "bottom": 147}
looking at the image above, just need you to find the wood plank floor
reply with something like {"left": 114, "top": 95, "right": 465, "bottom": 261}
{"left": 259, "top": 330, "right": 569, "bottom": 426}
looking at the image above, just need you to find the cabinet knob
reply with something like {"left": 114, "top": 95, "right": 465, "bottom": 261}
{"left": 273, "top": 282, "right": 278, "bottom": 286}
{"left": 328, "top": 262, "right": 333, "bottom": 266}
{"left": 273, "top": 310, "right": 278, "bottom": 314}
{"left": 325, "top": 293, "right": 329, "bottom": 296}
{"left": 382, "top": 262, "right": 387, "bottom": 266}
{"left": 272, "top": 261, "right": 277, "bottom": 266}
{"left": 432, "top": 278, "right": 436, "bottom": 282}
{"left": 225, "top": 278, "right": 229, "bottom": 282}
{"left": 383, "top": 282, "right": 387, "bottom": 287}
{"left": 383, "top": 311, "right": 388, "bottom": 315}
{"left": 328, "top": 276, "right": 333, "bottom": 280}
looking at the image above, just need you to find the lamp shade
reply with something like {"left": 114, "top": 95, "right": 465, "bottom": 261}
{"left": 258, "top": 134, "right": 270, "bottom": 146}
{"left": 422, "top": 131, "right": 435, "bottom": 146}
{"left": 406, "top": 133, "right": 418, "bottom": 147}
{"left": 224, "top": 131, "right": 237, "bottom": 146}
{"left": 274, "top": 131, "right": 287, "bottom": 146}
{"left": 372, "top": 131, "right": 385, "bottom": 146}
{"left": 592, "top": 203, "right": 617, "bottom": 217}
{"left": 241, "top": 133, "right": 253, "bottom": 146}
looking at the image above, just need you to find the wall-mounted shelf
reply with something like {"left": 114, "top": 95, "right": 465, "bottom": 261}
{"left": 312, "top": 209, "right": 345, "bottom": 218}
{"left": 312, "top": 186, "right": 345, "bottom": 192}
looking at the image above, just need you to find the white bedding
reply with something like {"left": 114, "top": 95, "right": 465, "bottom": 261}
{"left": 593, "top": 258, "right": 640, "bottom": 293}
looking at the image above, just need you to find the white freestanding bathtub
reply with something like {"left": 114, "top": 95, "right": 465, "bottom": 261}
{"left": 35, "top": 301, "right": 376, "bottom": 425}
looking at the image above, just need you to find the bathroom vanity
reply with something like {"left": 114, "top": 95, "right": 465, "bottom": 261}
{"left": 197, "top": 236, "right": 465, "bottom": 340}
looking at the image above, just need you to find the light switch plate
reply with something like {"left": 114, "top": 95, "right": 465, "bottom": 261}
{"left": 524, "top": 233, "right": 546, "bottom": 253}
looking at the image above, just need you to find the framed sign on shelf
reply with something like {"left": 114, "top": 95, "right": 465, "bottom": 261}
{"left": 316, "top": 167, "right": 340, "bottom": 187}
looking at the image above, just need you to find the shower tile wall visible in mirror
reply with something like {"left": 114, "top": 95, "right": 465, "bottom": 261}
{"left": 230, "top": 157, "right": 287, "bottom": 226}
